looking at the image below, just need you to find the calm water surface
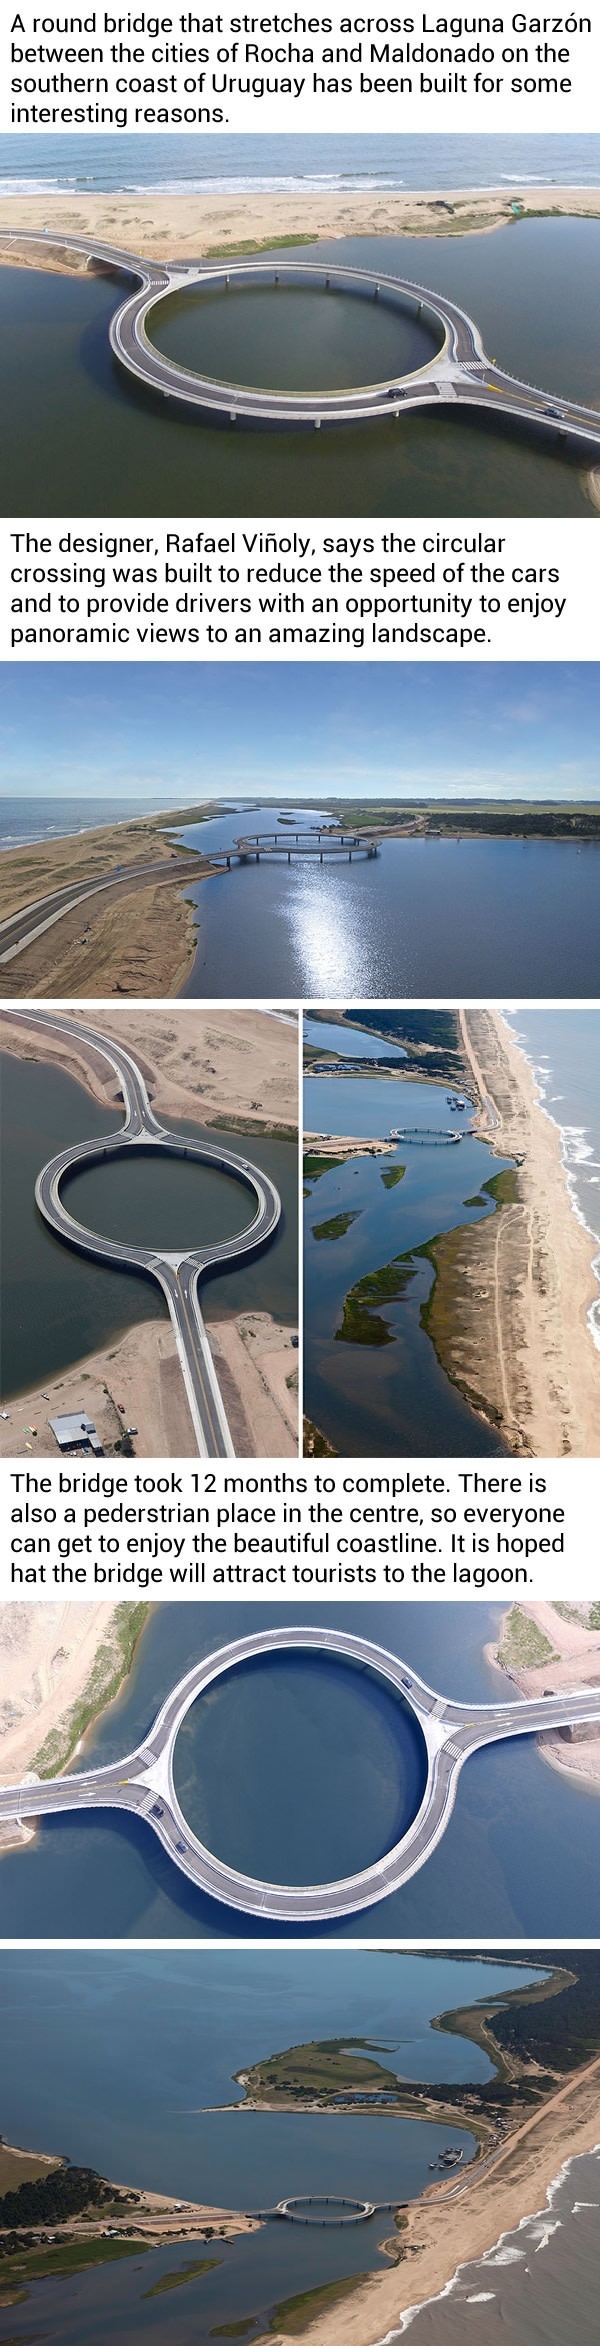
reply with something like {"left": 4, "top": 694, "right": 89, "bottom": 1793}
{"left": 303, "top": 1056, "right": 513, "bottom": 1454}
{"left": 2, "top": 221, "right": 600, "bottom": 515}
{"left": 0, "top": 1946, "right": 549, "bottom": 2344}
{"left": 174, "top": 810, "right": 600, "bottom": 997}
{"left": 0, "top": 1051, "right": 297, "bottom": 1399}
{"left": 150, "top": 281, "right": 441, "bottom": 391}
{"left": 1, "top": 1602, "right": 599, "bottom": 1940}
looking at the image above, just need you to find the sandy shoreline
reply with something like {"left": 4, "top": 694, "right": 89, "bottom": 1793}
{"left": 261, "top": 2058, "right": 600, "bottom": 2346}
{"left": 1, "top": 1003, "right": 297, "bottom": 1134}
{"left": 440, "top": 1009, "right": 600, "bottom": 1454}
{"left": 0, "top": 185, "right": 599, "bottom": 267}
{"left": 0, "top": 1602, "right": 150, "bottom": 1850}
{"left": 486, "top": 1599, "right": 600, "bottom": 1794}
{"left": 0, "top": 815, "right": 206, "bottom": 998}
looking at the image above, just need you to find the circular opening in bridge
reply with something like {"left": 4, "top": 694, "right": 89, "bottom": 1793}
{"left": 148, "top": 281, "right": 443, "bottom": 396}
{"left": 60, "top": 1143, "right": 257, "bottom": 1253}
{"left": 279, "top": 2198, "right": 373, "bottom": 2224}
{"left": 172, "top": 1652, "right": 428, "bottom": 1886}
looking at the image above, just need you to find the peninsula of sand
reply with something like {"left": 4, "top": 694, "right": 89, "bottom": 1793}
{"left": 0, "top": 1600, "right": 149, "bottom": 1842}
{"left": 0, "top": 808, "right": 209, "bottom": 999}
{"left": 486, "top": 1599, "right": 600, "bottom": 1795}
{"left": 0, "top": 1007, "right": 298, "bottom": 1458}
{"left": 1, "top": 184, "right": 599, "bottom": 268}
{"left": 426, "top": 1008, "right": 600, "bottom": 1456}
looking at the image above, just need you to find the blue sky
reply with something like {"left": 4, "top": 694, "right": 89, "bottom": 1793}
{"left": 1, "top": 663, "right": 597, "bottom": 802}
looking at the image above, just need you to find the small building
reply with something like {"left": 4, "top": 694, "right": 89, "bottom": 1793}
{"left": 49, "top": 1412, "right": 104, "bottom": 1456}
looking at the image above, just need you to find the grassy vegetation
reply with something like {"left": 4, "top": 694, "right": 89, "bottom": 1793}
{"left": 0, "top": 2236, "right": 149, "bottom": 2304}
{"left": 311, "top": 1211, "right": 361, "bottom": 1241}
{"left": 480, "top": 1168, "right": 520, "bottom": 1207}
{"left": 204, "top": 233, "right": 315, "bottom": 257}
{"left": 31, "top": 1603, "right": 149, "bottom": 1778}
{"left": 381, "top": 1166, "right": 406, "bottom": 1190}
{"left": 142, "top": 2256, "right": 221, "bottom": 2298}
{"left": 304, "top": 1154, "right": 347, "bottom": 1182}
{"left": 336, "top": 1259, "right": 417, "bottom": 1347}
{"left": 241, "top": 2039, "right": 400, "bottom": 2101}
{"left": 498, "top": 1608, "right": 559, "bottom": 1670}
{"left": 303, "top": 1418, "right": 338, "bottom": 1458}
{"left": 0, "top": 2148, "right": 60, "bottom": 2195}
{"left": 208, "top": 1114, "right": 295, "bottom": 1140}
{"left": 211, "top": 2323, "right": 258, "bottom": 2338}
{"left": 269, "top": 2273, "right": 369, "bottom": 2334}
{"left": 553, "top": 1602, "right": 586, "bottom": 1624}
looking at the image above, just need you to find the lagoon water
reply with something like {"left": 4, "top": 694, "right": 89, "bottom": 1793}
{"left": 0, "top": 1946, "right": 549, "bottom": 2344}
{"left": 173, "top": 807, "right": 600, "bottom": 997}
{"left": 2, "top": 1602, "right": 600, "bottom": 1941}
{"left": 303, "top": 1026, "right": 513, "bottom": 1455}
{"left": 0, "top": 1050, "right": 297, "bottom": 1401}
{"left": 2, "top": 220, "right": 600, "bottom": 516}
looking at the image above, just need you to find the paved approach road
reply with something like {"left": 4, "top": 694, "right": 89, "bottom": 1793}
{"left": 2, "top": 231, "right": 600, "bottom": 447}
{"left": 6, "top": 1010, "right": 281, "bottom": 1457}
{"left": 0, "top": 851, "right": 208, "bottom": 970}
{"left": 1, "top": 1625, "right": 598, "bottom": 1919}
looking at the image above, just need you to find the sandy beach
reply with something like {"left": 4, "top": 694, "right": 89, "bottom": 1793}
{"left": 486, "top": 1599, "right": 600, "bottom": 1793}
{"left": 0, "top": 1601, "right": 147, "bottom": 1815}
{"left": 0, "top": 815, "right": 210, "bottom": 998}
{"left": 0, "top": 185, "right": 599, "bottom": 267}
{"left": 428, "top": 1009, "right": 600, "bottom": 1455}
{"left": 1, "top": 1003, "right": 298, "bottom": 1136}
{"left": 261, "top": 2056, "right": 600, "bottom": 2346}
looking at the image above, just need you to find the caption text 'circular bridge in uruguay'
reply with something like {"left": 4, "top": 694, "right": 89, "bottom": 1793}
{"left": 1, "top": 1625, "right": 599, "bottom": 1918}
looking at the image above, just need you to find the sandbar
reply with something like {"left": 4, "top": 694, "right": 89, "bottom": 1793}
{"left": 429, "top": 1009, "right": 600, "bottom": 1454}
{"left": 0, "top": 186, "right": 599, "bottom": 268}
{"left": 486, "top": 1598, "right": 600, "bottom": 1793}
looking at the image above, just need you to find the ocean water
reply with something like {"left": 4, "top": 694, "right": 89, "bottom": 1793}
{"left": 2, "top": 219, "right": 600, "bottom": 519}
{"left": 2, "top": 1602, "right": 600, "bottom": 1940}
{"left": 0, "top": 1946, "right": 550, "bottom": 2345}
{"left": 0, "top": 794, "right": 182, "bottom": 848}
{"left": 0, "top": 131, "right": 599, "bottom": 195}
{"left": 504, "top": 1009, "right": 600, "bottom": 1351}
{"left": 397, "top": 2145, "right": 600, "bottom": 2342}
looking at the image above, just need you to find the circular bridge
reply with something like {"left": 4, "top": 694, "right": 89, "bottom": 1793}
{"left": 11, "top": 1008, "right": 281, "bottom": 1458}
{"left": 274, "top": 2196, "right": 376, "bottom": 2225}
{"left": 210, "top": 828, "right": 379, "bottom": 865}
{"left": 2, "top": 230, "right": 600, "bottom": 446}
{"left": 3, "top": 1624, "right": 600, "bottom": 1918}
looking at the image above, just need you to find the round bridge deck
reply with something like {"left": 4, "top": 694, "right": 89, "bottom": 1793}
{"left": 2, "top": 231, "right": 599, "bottom": 447}
{"left": 2, "top": 1625, "right": 600, "bottom": 1919}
